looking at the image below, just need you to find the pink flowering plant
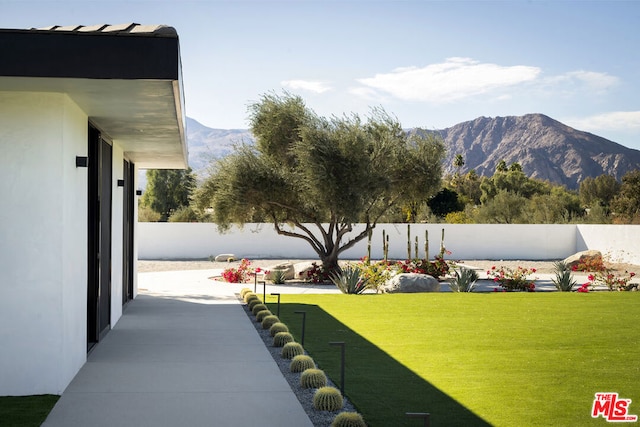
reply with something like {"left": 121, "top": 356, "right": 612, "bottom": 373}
{"left": 221, "top": 258, "right": 254, "bottom": 283}
{"left": 487, "top": 265, "right": 537, "bottom": 292}
{"left": 584, "top": 270, "right": 637, "bottom": 291}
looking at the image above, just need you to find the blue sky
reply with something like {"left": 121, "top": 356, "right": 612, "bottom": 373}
{"left": 2, "top": 0, "right": 640, "bottom": 150}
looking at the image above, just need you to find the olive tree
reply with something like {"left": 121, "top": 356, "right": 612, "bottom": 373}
{"left": 195, "top": 93, "right": 445, "bottom": 272}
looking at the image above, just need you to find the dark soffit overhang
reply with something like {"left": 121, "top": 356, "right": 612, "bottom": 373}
{"left": 0, "top": 23, "right": 187, "bottom": 169}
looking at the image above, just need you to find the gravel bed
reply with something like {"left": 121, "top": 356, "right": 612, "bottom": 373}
{"left": 241, "top": 298, "right": 359, "bottom": 427}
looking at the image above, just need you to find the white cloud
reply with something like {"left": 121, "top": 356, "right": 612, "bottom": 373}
{"left": 544, "top": 70, "right": 619, "bottom": 93}
{"left": 355, "top": 57, "right": 541, "bottom": 103}
{"left": 564, "top": 111, "right": 640, "bottom": 132}
{"left": 281, "top": 79, "right": 332, "bottom": 94}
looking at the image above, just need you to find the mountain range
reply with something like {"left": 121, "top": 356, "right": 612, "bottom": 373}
{"left": 184, "top": 114, "right": 640, "bottom": 189}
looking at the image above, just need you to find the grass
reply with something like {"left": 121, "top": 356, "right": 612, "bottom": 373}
{"left": 0, "top": 395, "right": 59, "bottom": 426}
{"left": 269, "top": 293, "right": 640, "bottom": 427}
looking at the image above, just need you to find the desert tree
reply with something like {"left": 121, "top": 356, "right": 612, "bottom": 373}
{"left": 195, "top": 92, "right": 445, "bottom": 272}
{"left": 141, "top": 168, "right": 196, "bottom": 221}
{"left": 611, "top": 169, "right": 640, "bottom": 224}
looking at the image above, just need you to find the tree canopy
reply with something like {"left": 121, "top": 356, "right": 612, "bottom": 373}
{"left": 195, "top": 92, "right": 445, "bottom": 271}
{"left": 141, "top": 168, "right": 196, "bottom": 221}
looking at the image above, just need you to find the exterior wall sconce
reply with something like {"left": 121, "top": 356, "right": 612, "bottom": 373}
{"left": 117, "top": 179, "right": 125, "bottom": 187}
{"left": 76, "top": 156, "right": 88, "bottom": 167}
{"left": 136, "top": 190, "right": 142, "bottom": 196}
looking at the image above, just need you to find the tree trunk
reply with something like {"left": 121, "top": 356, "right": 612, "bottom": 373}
{"left": 320, "top": 253, "right": 341, "bottom": 277}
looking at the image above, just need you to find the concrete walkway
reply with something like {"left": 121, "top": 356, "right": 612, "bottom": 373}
{"left": 43, "top": 269, "right": 314, "bottom": 427}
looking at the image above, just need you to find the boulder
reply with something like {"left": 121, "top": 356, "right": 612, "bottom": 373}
{"left": 214, "top": 253, "right": 236, "bottom": 262}
{"left": 265, "top": 262, "right": 295, "bottom": 280}
{"left": 563, "top": 250, "right": 602, "bottom": 269}
{"left": 383, "top": 273, "right": 440, "bottom": 293}
{"left": 294, "top": 262, "right": 318, "bottom": 281}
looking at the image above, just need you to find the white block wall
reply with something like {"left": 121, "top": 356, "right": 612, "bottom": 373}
{"left": 138, "top": 223, "right": 639, "bottom": 264}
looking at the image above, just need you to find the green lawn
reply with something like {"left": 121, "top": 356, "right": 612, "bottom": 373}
{"left": 269, "top": 293, "right": 640, "bottom": 427}
{"left": 0, "top": 395, "right": 59, "bottom": 426}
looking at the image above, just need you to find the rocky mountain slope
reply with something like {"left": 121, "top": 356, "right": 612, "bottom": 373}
{"left": 185, "top": 114, "right": 640, "bottom": 189}
{"left": 435, "top": 113, "right": 640, "bottom": 189}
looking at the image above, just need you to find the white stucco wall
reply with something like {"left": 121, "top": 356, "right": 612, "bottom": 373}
{"left": 0, "top": 92, "right": 88, "bottom": 395}
{"left": 111, "top": 144, "right": 125, "bottom": 324}
{"left": 139, "top": 223, "right": 589, "bottom": 261}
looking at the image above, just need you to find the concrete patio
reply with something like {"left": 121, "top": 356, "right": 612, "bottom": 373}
{"left": 42, "top": 269, "right": 315, "bottom": 427}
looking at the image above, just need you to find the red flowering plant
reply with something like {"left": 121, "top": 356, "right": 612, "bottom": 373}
{"left": 576, "top": 283, "right": 591, "bottom": 293}
{"left": 396, "top": 256, "right": 451, "bottom": 279}
{"left": 584, "top": 270, "right": 637, "bottom": 291}
{"left": 221, "top": 258, "right": 254, "bottom": 283}
{"left": 487, "top": 265, "right": 537, "bottom": 292}
{"left": 305, "top": 262, "right": 331, "bottom": 283}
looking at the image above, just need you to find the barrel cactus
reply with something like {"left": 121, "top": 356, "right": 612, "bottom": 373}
{"left": 248, "top": 299, "right": 264, "bottom": 312}
{"left": 300, "top": 368, "right": 327, "bottom": 389}
{"left": 281, "top": 342, "right": 304, "bottom": 359}
{"left": 269, "top": 322, "right": 289, "bottom": 337}
{"left": 255, "top": 309, "right": 272, "bottom": 323}
{"left": 290, "top": 355, "right": 315, "bottom": 372}
{"left": 243, "top": 292, "right": 258, "bottom": 303}
{"left": 313, "top": 386, "right": 343, "bottom": 411}
{"left": 240, "top": 288, "right": 252, "bottom": 298}
{"left": 331, "top": 412, "right": 366, "bottom": 427}
{"left": 251, "top": 302, "right": 267, "bottom": 315}
{"left": 273, "top": 331, "right": 294, "bottom": 347}
{"left": 261, "top": 315, "right": 280, "bottom": 330}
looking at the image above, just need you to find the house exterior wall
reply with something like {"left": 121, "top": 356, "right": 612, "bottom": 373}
{"left": 110, "top": 143, "right": 124, "bottom": 323}
{"left": 0, "top": 91, "right": 130, "bottom": 395}
{"left": 138, "top": 222, "right": 640, "bottom": 264}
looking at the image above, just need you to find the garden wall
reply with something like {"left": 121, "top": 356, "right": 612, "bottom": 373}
{"left": 138, "top": 223, "right": 640, "bottom": 264}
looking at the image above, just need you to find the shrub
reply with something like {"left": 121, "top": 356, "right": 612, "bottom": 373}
{"left": 273, "top": 332, "right": 294, "bottom": 347}
{"left": 222, "top": 258, "right": 254, "bottom": 283}
{"left": 269, "top": 322, "right": 289, "bottom": 337}
{"left": 240, "top": 288, "right": 252, "bottom": 298}
{"left": 256, "top": 310, "right": 273, "bottom": 323}
{"left": 313, "top": 386, "right": 343, "bottom": 411}
{"left": 330, "top": 265, "right": 369, "bottom": 294}
{"left": 395, "top": 255, "right": 452, "bottom": 279}
{"left": 300, "top": 368, "right": 327, "bottom": 389}
{"left": 331, "top": 412, "right": 367, "bottom": 427}
{"left": 281, "top": 342, "right": 304, "bottom": 359}
{"left": 584, "top": 270, "right": 637, "bottom": 291}
{"left": 358, "top": 259, "right": 394, "bottom": 293}
{"left": 306, "top": 262, "right": 331, "bottom": 283}
{"left": 251, "top": 302, "right": 267, "bottom": 314}
{"left": 290, "top": 355, "right": 315, "bottom": 372}
{"left": 262, "top": 315, "right": 280, "bottom": 330}
{"left": 552, "top": 261, "right": 578, "bottom": 292}
{"left": 487, "top": 265, "right": 537, "bottom": 292}
{"left": 449, "top": 266, "right": 480, "bottom": 292}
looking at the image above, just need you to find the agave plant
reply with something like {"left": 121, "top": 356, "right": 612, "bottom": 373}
{"left": 449, "top": 267, "right": 480, "bottom": 292}
{"left": 270, "top": 269, "right": 287, "bottom": 284}
{"left": 329, "top": 265, "right": 369, "bottom": 294}
{"left": 552, "top": 261, "right": 578, "bottom": 291}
